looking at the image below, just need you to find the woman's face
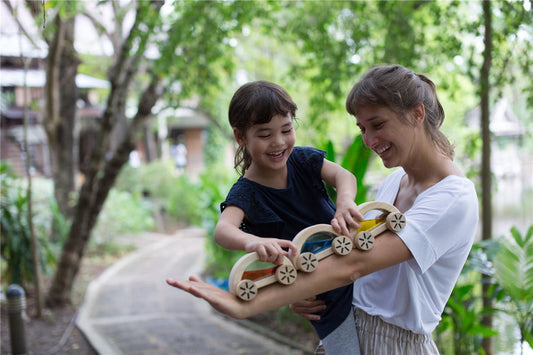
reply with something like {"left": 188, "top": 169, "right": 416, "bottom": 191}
{"left": 356, "top": 105, "right": 417, "bottom": 169}
{"left": 237, "top": 114, "right": 296, "bottom": 174}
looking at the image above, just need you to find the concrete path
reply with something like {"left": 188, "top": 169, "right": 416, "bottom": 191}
{"left": 77, "top": 228, "right": 307, "bottom": 355}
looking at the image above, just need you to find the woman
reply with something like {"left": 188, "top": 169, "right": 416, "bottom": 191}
{"left": 167, "top": 64, "right": 479, "bottom": 354}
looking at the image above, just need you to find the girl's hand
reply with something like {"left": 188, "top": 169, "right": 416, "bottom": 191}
{"left": 288, "top": 296, "right": 326, "bottom": 321}
{"left": 166, "top": 276, "right": 245, "bottom": 319}
{"left": 244, "top": 238, "right": 297, "bottom": 265}
{"left": 331, "top": 199, "right": 363, "bottom": 237}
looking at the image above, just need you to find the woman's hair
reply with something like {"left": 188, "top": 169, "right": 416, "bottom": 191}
{"left": 346, "top": 64, "right": 454, "bottom": 159}
{"left": 228, "top": 80, "right": 298, "bottom": 175}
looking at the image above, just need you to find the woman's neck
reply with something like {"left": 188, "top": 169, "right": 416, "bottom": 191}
{"left": 396, "top": 152, "right": 460, "bottom": 212}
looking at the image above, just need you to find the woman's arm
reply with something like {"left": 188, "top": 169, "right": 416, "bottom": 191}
{"left": 166, "top": 231, "right": 412, "bottom": 319}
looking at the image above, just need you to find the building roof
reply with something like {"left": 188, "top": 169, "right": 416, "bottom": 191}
{"left": 464, "top": 98, "right": 525, "bottom": 138}
{"left": 0, "top": 69, "right": 109, "bottom": 89}
{"left": 166, "top": 107, "right": 210, "bottom": 129}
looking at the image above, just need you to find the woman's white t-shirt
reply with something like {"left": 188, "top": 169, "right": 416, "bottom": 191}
{"left": 352, "top": 168, "right": 479, "bottom": 334}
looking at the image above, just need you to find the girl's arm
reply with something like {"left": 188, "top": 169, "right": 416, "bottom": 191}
{"left": 214, "top": 205, "right": 296, "bottom": 264}
{"left": 320, "top": 159, "right": 363, "bottom": 236}
{"left": 166, "top": 231, "right": 412, "bottom": 319}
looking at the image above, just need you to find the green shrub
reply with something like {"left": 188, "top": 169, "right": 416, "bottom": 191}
{"left": 115, "top": 159, "right": 205, "bottom": 227}
{"left": 92, "top": 188, "right": 155, "bottom": 247}
{"left": 197, "top": 166, "right": 245, "bottom": 279}
{"left": 0, "top": 162, "right": 56, "bottom": 286}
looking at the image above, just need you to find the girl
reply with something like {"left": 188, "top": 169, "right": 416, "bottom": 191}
{"left": 167, "top": 67, "right": 479, "bottom": 354}
{"left": 213, "top": 80, "right": 363, "bottom": 354}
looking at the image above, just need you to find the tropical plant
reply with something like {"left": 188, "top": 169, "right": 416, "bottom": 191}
{"left": 1, "top": 163, "right": 33, "bottom": 286}
{"left": 199, "top": 167, "right": 244, "bottom": 281}
{"left": 0, "top": 162, "right": 56, "bottom": 286}
{"left": 493, "top": 226, "right": 533, "bottom": 354}
{"left": 437, "top": 243, "right": 500, "bottom": 355}
{"left": 323, "top": 134, "right": 373, "bottom": 204}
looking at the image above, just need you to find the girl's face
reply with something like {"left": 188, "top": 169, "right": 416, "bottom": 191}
{"left": 356, "top": 105, "right": 420, "bottom": 169}
{"left": 237, "top": 114, "right": 296, "bottom": 175}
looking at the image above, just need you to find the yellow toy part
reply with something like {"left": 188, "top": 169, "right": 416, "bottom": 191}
{"left": 228, "top": 252, "right": 297, "bottom": 301}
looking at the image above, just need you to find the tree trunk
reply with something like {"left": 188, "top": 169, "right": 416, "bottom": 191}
{"left": 46, "top": 75, "right": 163, "bottom": 307}
{"left": 43, "top": 5, "right": 79, "bottom": 221}
{"left": 480, "top": 1, "right": 493, "bottom": 354}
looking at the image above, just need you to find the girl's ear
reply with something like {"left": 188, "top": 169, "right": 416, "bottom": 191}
{"left": 233, "top": 128, "right": 246, "bottom": 146}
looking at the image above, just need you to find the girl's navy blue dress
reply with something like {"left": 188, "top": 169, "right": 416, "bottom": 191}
{"left": 221, "top": 146, "right": 353, "bottom": 339}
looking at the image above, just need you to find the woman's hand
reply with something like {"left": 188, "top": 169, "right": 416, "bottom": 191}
{"left": 288, "top": 296, "right": 326, "bottom": 321}
{"left": 244, "top": 238, "right": 297, "bottom": 265}
{"left": 166, "top": 276, "right": 245, "bottom": 319}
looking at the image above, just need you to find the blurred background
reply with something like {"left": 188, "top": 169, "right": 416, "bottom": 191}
{"left": 1, "top": 1, "right": 532, "bottom": 354}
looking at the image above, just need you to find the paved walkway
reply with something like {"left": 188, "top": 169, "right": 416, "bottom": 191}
{"left": 77, "top": 228, "right": 309, "bottom": 355}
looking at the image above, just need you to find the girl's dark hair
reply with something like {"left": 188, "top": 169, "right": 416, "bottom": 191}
{"left": 228, "top": 80, "right": 298, "bottom": 175}
{"left": 346, "top": 64, "right": 454, "bottom": 159}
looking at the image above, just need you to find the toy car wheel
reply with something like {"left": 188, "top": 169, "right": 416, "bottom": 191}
{"left": 355, "top": 231, "right": 374, "bottom": 250}
{"left": 386, "top": 212, "right": 406, "bottom": 232}
{"left": 297, "top": 252, "right": 318, "bottom": 272}
{"left": 275, "top": 264, "right": 297, "bottom": 285}
{"left": 235, "top": 279, "right": 258, "bottom": 301}
{"left": 332, "top": 235, "right": 353, "bottom": 255}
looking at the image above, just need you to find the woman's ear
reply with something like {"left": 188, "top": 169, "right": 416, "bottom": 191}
{"left": 233, "top": 128, "right": 246, "bottom": 146}
{"left": 413, "top": 104, "right": 425, "bottom": 126}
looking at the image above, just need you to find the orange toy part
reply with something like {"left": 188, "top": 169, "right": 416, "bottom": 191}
{"left": 241, "top": 267, "right": 277, "bottom": 281}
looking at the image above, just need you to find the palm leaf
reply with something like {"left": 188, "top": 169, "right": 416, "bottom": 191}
{"left": 494, "top": 226, "right": 533, "bottom": 304}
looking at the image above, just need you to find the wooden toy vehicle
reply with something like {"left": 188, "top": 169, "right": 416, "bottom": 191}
{"left": 290, "top": 224, "right": 354, "bottom": 273}
{"left": 353, "top": 201, "right": 406, "bottom": 250}
{"left": 289, "top": 201, "right": 406, "bottom": 273}
{"left": 228, "top": 252, "right": 297, "bottom": 301}
{"left": 228, "top": 202, "right": 405, "bottom": 301}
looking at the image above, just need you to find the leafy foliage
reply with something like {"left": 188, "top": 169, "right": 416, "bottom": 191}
{"left": 0, "top": 162, "right": 56, "bottom": 286}
{"left": 437, "top": 242, "right": 501, "bottom": 354}
{"left": 198, "top": 167, "right": 245, "bottom": 280}
{"left": 92, "top": 189, "right": 155, "bottom": 244}
{"left": 493, "top": 226, "right": 533, "bottom": 350}
{"left": 324, "top": 134, "right": 372, "bottom": 204}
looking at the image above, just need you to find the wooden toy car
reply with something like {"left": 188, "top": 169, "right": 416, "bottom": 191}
{"left": 290, "top": 224, "right": 354, "bottom": 273}
{"left": 228, "top": 252, "right": 297, "bottom": 301}
{"left": 353, "top": 201, "right": 406, "bottom": 250}
{"left": 289, "top": 201, "right": 405, "bottom": 273}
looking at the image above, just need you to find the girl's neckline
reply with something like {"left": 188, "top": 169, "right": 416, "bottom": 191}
{"left": 241, "top": 162, "right": 293, "bottom": 190}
